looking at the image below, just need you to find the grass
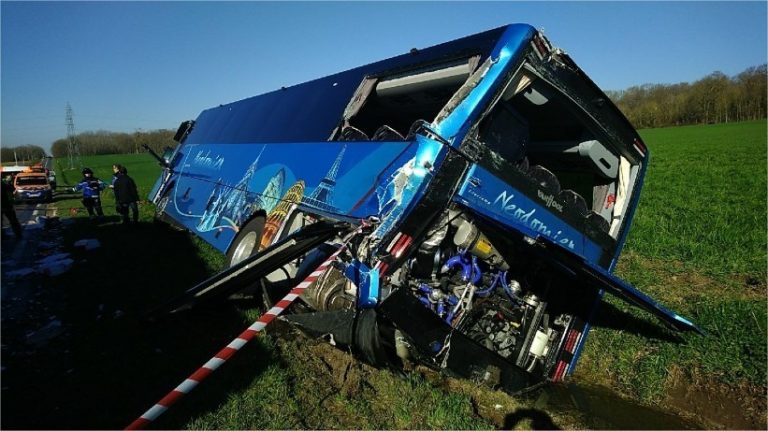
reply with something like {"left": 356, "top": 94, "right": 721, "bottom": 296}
{"left": 54, "top": 155, "right": 168, "bottom": 220}
{"left": 576, "top": 120, "right": 767, "bottom": 412}
{"left": 3, "top": 121, "right": 765, "bottom": 429}
{"left": 626, "top": 121, "right": 767, "bottom": 278}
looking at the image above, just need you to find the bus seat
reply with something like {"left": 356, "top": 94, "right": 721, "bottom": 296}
{"left": 340, "top": 126, "right": 369, "bottom": 141}
{"left": 372, "top": 125, "right": 405, "bottom": 141}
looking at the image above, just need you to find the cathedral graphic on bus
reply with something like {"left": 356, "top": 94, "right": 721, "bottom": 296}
{"left": 196, "top": 144, "right": 347, "bottom": 239}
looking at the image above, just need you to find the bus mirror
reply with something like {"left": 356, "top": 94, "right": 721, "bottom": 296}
{"left": 173, "top": 120, "right": 195, "bottom": 143}
{"left": 161, "top": 147, "right": 175, "bottom": 166}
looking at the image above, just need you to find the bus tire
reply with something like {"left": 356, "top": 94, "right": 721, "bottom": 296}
{"left": 226, "top": 216, "right": 265, "bottom": 267}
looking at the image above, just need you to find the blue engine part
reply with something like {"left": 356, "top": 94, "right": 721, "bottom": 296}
{"left": 342, "top": 259, "right": 380, "bottom": 308}
{"left": 417, "top": 251, "right": 516, "bottom": 325}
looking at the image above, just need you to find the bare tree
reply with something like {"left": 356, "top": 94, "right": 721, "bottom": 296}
{"left": 609, "top": 64, "right": 767, "bottom": 128}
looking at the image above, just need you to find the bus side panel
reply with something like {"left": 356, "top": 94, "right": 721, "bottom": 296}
{"left": 159, "top": 141, "right": 415, "bottom": 253}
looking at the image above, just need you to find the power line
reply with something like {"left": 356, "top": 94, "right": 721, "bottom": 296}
{"left": 65, "top": 103, "right": 81, "bottom": 170}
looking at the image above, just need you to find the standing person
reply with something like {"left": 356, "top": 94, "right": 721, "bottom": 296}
{"left": 113, "top": 166, "right": 140, "bottom": 224}
{"left": 108, "top": 163, "right": 121, "bottom": 215}
{"left": 110, "top": 164, "right": 122, "bottom": 189}
{"left": 1, "top": 179, "right": 23, "bottom": 238}
{"left": 72, "top": 167, "right": 106, "bottom": 219}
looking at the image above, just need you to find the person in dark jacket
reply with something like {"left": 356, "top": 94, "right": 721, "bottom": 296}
{"left": 112, "top": 165, "right": 139, "bottom": 224}
{"left": 2, "top": 179, "right": 23, "bottom": 238}
{"left": 72, "top": 167, "right": 106, "bottom": 218}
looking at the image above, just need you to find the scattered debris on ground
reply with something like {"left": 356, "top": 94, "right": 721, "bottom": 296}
{"left": 2, "top": 216, "right": 73, "bottom": 354}
{"left": 73, "top": 238, "right": 101, "bottom": 250}
{"left": 3, "top": 217, "right": 101, "bottom": 279}
{"left": 25, "top": 318, "right": 64, "bottom": 348}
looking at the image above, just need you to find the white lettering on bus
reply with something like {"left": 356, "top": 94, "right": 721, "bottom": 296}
{"left": 493, "top": 190, "right": 575, "bottom": 249}
{"left": 193, "top": 150, "right": 224, "bottom": 170}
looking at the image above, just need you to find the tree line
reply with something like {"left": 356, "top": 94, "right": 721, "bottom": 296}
{"left": 606, "top": 64, "right": 767, "bottom": 129}
{"left": 0, "top": 145, "right": 47, "bottom": 165}
{"left": 1, "top": 129, "right": 177, "bottom": 164}
{"left": 49, "top": 129, "right": 176, "bottom": 158}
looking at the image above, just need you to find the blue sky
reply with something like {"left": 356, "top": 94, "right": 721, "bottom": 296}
{"left": 2, "top": 1, "right": 766, "bottom": 153}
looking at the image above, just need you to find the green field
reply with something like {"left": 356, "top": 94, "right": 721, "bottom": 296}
{"left": 52, "top": 154, "right": 167, "bottom": 223}
{"left": 3, "top": 121, "right": 765, "bottom": 429}
{"left": 577, "top": 121, "right": 767, "bottom": 425}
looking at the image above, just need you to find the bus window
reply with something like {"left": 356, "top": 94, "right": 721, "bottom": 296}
{"left": 338, "top": 58, "right": 480, "bottom": 140}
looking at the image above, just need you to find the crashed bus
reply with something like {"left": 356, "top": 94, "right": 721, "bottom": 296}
{"left": 149, "top": 24, "right": 699, "bottom": 394}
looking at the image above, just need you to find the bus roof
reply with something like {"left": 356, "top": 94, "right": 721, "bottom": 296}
{"left": 184, "top": 24, "right": 535, "bottom": 147}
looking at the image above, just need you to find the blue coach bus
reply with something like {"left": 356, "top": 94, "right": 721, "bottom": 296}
{"left": 150, "top": 24, "right": 698, "bottom": 393}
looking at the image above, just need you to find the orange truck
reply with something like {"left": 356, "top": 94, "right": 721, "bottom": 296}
{"left": 27, "top": 162, "right": 57, "bottom": 189}
{"left": 13, "top": 170, "right": 53, "bottom": 203}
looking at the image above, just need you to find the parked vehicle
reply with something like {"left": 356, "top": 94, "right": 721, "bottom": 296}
{"left": 27, "top": 162, "right": 57, "bottom": 189}
{"left": 13, "top": 171, "right": 53, "bottom": 203}
{"left": 150, "top": 24, "right": 699, "bottom": 394}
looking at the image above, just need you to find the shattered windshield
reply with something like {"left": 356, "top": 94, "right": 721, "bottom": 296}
{"left": 472, "top": 63, "right": 636, "bottom": 240}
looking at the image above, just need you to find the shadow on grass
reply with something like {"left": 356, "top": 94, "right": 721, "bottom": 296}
{"left": 504, "top": 408, "right": 561, "bottom": 430}
{"left": 50, "top": 192, "right": 81, "bottom": 203}
{"left": 590, "top": 302, "right": 683, "bottom": 343}
{"left": 1, "top": 218, "right": 272, "bottom": 429}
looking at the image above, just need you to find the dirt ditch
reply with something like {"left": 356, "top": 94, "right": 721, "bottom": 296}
{"left": 271, "top": 325, "right": 722, "bottom": 430}
{"left": 665, "top": 366, "right": 766, "bottom": 429}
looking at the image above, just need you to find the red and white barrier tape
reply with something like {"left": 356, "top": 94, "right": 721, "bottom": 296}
{"left": 125, "top": 245, "right": 347, "bottom": 430}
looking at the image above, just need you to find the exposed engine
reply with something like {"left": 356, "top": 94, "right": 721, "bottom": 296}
{"left": 397, "top": 211, "right": 573, "bottom": 378}
{"left": 296, "top": 210, "right": 579, "bottom": 384}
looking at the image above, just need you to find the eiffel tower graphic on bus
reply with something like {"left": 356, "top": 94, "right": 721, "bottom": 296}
{"left": 301, "top": 144, "right": 346, "bottom": 213}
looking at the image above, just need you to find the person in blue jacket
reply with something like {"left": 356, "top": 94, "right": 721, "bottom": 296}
{"left": 72, "top": 167, "right": 107, "bottom": 218}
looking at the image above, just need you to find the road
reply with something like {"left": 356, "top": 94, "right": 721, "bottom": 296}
{"left": 13, "top": 201, "right": 57, "bottom": 225}
{"left": 1, "top": 200, "right": 55, "bottom": 292}
{"left": 2, "top": 199, "right": 59, "bottom": 305}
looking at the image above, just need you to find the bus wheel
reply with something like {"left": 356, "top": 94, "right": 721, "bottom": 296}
{"left": 226, "top": 217, "right": 265, "bottom": 267}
